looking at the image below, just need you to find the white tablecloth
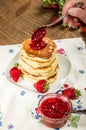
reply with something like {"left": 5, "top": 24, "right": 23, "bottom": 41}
{"left": 0, "top": 38, "right": 86, "bottom": 130}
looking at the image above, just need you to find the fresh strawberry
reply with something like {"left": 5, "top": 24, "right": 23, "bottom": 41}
{"left": 33, "top": 79, "right": 49, "bottom": 93}
{"left": 49, "top": 4, "right": 59, "bottom": 9}
{"left": 62, "top": 87, "right": 81, "bottom": 99}
{"left": 63, "top": 84, "right": 69, "bottom": 88}
{"left": 75, "top": 22, "right": 81, "bottom": 28}
{"left": 42, "top": 3, "right": 59, "bottom": 9}
{"left": 82, "top": 27, "right": 86, "bottom": 32}
{"left": 10, "top": 66, "right": 22, "bottom": 82}
{"left": 72, "top": 22, "right": 81, "bottom": 29}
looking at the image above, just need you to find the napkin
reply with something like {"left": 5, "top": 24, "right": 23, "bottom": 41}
{"left": 0, "top": 37, "right": 86, "bottom": 130}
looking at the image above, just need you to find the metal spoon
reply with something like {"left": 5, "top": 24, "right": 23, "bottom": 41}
{"left": 40, "top": 2, "right": 84, "bottom": 27}
{"left": 63, "top": 109, "right": 86, "bottom": 115}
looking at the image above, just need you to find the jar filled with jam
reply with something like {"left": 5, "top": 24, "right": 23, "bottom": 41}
{"left": 38, "top": 93, "right": 72, "bottom": 128}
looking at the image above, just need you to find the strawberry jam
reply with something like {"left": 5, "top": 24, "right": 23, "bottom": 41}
{"left": 38, "top": 93, "right": 72, "bottom": 128}
{"left": 30, "top": 27, "right": 47, "bottom": 50}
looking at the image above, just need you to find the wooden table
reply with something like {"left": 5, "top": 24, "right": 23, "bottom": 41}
{"left": 0, "top": 0, "right": 86, "bottom": 45}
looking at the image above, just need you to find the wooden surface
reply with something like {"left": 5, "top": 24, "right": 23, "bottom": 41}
{"left": 0, "top": 0, "right": 86, "bottom": 45}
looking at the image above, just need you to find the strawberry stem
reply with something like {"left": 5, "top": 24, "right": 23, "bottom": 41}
{"left": 14, "top": 63, "right": 19, "bottom": 67}
{"left": 44, "top": 82, "right": 49, "bottom": 91}
{"left": 75, "top": 89, "right": 81, "bottom": 98}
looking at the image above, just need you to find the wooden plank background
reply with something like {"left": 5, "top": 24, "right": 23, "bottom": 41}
{"left": 0, "top": 0, "right": 86, "bottom": 45}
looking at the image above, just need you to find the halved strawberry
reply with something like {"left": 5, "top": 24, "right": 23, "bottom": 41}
{"left": 10, "top": 66, "right": 22, "bottom": 82}
{"left": 33, "top": 79, "right": 49, "bottom": 93}
{"left": 62, "top": 87, "right": 81, "bottom": 99}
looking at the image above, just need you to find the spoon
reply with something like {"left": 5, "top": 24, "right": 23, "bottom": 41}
{"left": 40, "top": 2, "right": 84, "bottom": 27}
{"left": 63, "top": 109, "right": 86, "bottom": 115}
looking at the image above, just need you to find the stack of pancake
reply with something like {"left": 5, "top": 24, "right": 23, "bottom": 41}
{"left": 20, "top": 37, "right": 59, "bottom": 83}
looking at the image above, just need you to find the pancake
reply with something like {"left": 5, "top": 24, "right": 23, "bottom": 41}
{"left": 20, "top": 37, "right": 59, "bottom": 83}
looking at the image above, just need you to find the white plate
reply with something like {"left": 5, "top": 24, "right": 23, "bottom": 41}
{"left": 5, "top": 52, "right": 71, "bottom": 94}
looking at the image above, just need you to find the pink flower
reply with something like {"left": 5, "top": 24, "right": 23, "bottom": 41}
{"left": 84, "top": 88, "right": 86, "bottom": 91}
{"left": 35, "top": 107, "right": 39, "bottom": 114}
{"left": 63, "top": 84, "right": 69, "bottom": 88}
{"left": 57, "top": 48, "right": 65, "bottom": 54}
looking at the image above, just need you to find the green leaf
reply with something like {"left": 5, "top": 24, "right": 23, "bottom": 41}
{"left": 42, "top": 0, "right": 51, "bottom": 5}
{"left": 42, "top": 0, "right": 66, "bottom": 7}
{"left": 39, "top": 119, "right": 43, "bottom": 124}
{"left": 58, "top": 0, "right": 66, "bottom": 8}
{"left": 72, "top": 26, "right": 78, "bottom": 29}
{"left": 51, "top": 0, "right": 57, "bottom": 3}
{"left": 14, "top": 63, "right": 19, "bottom": 67}
{"left": 61, "top": 22, "right": 68, "bottom": 27}
{"left": 44, "top": 82, "right": 49, "bottom": 90}
{"left": 75, "top": 89, "right": 81, "bottom": 98}
{"left": 70, "top": 121, "right": 78, "bottom": 128}
{"left": 69, "top": 114, "right": 80, "bottom": 122}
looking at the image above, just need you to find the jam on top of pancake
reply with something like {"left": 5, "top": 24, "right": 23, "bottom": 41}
{"left": 30, "top": 27, "right": 47, "bottom": 50}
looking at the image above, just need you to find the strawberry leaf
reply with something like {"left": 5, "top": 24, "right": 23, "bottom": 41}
{"left": 14, "top": 63, "right": 19, "bottom": 67}
{"left": 71, "top": 26, "right": 77, "bottom": 30}
{"left": 82, "top": 27, "right": 86, "bottom": 32}
{"left": 75, "top": 89, "right": 81, "bottom": 98}
{"left": 61, "top": 22, "right": 68, "bottom": 28}
{"left": 44, "top": 82, "right": 49, "bottom": 91}
{"left": 34, "top": 80, "right": 49, "bottom": 93}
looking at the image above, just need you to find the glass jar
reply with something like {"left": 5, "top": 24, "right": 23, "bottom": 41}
{"left": 38, "top": 93, "right": 72, "bottom": 128}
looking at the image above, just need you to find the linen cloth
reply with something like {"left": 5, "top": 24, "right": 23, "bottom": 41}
{"left": 0, "top": 37, "right": 86, "bottom": 130}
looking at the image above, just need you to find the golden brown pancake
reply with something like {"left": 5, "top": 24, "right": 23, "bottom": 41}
{"left": 20, "top": 37, "right": 59, "bottom": 83}
{"left": 22, "top": 37, "right": 57, "bottom": 59}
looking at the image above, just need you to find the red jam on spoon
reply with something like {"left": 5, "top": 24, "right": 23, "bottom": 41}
{"left": 30, "top": 27, "right": 47, "bottom": 50}
{"left": 38, "top": 93, "right": 72, "bottom": 128}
